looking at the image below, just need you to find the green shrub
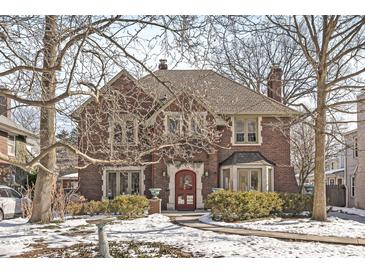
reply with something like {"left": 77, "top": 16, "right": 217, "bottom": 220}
{"left": 206, "top": 190, "right": 283, "bottom": 222}
{"left": 108, "top": 195, "right": 149, "bottom": 219}
{"left": 278, "top": 192, "right": 313, "bottom": 216}
{"left": 66, "top": 195, "right": 149, "bottom": 219}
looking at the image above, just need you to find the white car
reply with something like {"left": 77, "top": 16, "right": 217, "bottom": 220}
{"left": 0, "top": 185, "right": 30, "bottom": 221}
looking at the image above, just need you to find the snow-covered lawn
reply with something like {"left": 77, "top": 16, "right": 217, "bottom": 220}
{"left": 1, "top": 214, "right": 365, "bottom": 258}
{"left": 199, "top": 211, "right": 365, "bottom": 239}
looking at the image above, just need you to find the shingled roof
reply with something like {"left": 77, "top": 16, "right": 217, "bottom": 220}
{"left": 138, "top": 69, "right": 298, "bottom": 116}
{"left": 220, "top": 151, "right": 275, "bottom": 166}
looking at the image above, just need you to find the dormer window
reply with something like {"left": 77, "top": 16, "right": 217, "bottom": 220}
{"left": 233, "top": 116, "right": 259, "bottom": 145}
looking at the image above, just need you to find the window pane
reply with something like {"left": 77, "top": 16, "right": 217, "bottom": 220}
{"left": 179, "top": 175, "right": 193, "bottom": 190}
{"left": 238, "top": 169, "right": 249, "bottom": 191}
{"left": 107, "top": 172, "right": 117, "bottom": 199}
{"left": 131, "top": 172, "right": 140, "bottom": 195}
{"left": 168, "top": 117, "right": 180, "bottom": 134}
{"left": 250, "top": 170, "right": 261, "bottom": 191}
{"left": 114, "top": 124, "right": 123, "bottom": 144}
{"left": 247, "top": 120, "right": 257, "bottom": 133}
{"left": 235, "top": 119, "right": 244, "bottom": 132}
{"left": 236, "top": 133, "right": 245, "bottom": 142}
{"left": 125, "top": 121, "right": 135, "bottom": 143}
{"left": 120, "top": 172, "right": 128, "bottom": 194}
{"left": 223, "top": 169, "right": 231, "bottom": 190}
{"left": 268, "top": 168, "right": 273, "bottom": 192}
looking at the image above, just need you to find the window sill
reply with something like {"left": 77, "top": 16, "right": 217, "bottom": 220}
{"left": 231, "top": 143, "right": 261, "bottom": 146}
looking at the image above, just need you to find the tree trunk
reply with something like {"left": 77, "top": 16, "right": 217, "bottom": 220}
{"left": 312, "top": 84, "right": 327, "bottom": 221}
{"left": 30, "top": 16, "right": 58, "bottom": 223}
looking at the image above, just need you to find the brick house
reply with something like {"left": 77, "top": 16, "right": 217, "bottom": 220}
{"left": 75, "top": 61, "right": 299, "bottom": 210}
{"left": 0, "top": 96, "right": 39, "bottom": 188}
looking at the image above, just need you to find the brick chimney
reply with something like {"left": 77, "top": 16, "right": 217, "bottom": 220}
{"left": 267, "top": 64, "right": 283, "bottom": 103}
{"left": 0, "top": 96, "right": 10, "bottom": 118}
{"left": 158, "top": 59, "right": 168, "bottom": 70}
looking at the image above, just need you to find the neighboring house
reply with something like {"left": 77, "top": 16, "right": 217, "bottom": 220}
{"left": 296, "top": 149, "right": 345, "bottom": 187}
{"left": 0, "top": 96, "right": 39, "bottom": 188}
{"left": 74, "top": 61, "right": 299, "bottom": 210}
{"left": 57, "top": 172, "right": 79, "bottom": 192}
{"left": 344, "top": 128, "right": 358, "bottom": 208}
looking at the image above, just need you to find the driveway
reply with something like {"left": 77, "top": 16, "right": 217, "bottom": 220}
{"left": 329, "top": 211, "right": 365, "bottom": 224}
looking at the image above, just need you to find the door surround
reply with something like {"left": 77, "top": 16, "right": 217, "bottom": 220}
{"left": 167, "top": 162, "right": 204, "bottom": 210}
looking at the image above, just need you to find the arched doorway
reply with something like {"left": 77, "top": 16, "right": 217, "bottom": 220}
{"left": 175, "top": 170, "right": 196, "bottom": 210}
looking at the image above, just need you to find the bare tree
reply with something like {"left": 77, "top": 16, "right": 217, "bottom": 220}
{"left": 0, "top": 15, "right": 216, "bottom": 223}
{"left": 291, "top": 117, "right": 344, "bottom": 193}
{"left": 266, "top": 16, "right": 365, "bottom": 221}
{"left": 206, "top": 16, "right": 315, "bottom": 106}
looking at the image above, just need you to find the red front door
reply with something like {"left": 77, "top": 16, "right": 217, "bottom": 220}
{"left": 175, "top": 170, "right": 196, "bottom": 210}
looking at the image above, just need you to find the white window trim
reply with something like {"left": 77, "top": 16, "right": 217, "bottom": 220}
{"left": 230, "top": 116, "right": 262, "bottom": 146}
{"left": 102, "top": 166, "right": 145, "bottom": 199}
{"left": 7, "top": 135, "right": 16, "bottom": 157}
{"left": 351, "top": 176, "right": 355, "bottom": 197}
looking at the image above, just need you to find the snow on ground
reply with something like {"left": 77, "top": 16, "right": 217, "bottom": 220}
{"left": 331, "top": 206, "right": 365, "bottom": 218}
{"left": 1, "top": 214, "right": 365, "bottom": 258}
{"left": 199, "top": 214, "right": 365, "bottom": 239}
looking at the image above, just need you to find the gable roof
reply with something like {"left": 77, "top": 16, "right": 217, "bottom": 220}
{"left": 138, "top": 70, "right": 298, "bottom": 116}
{"left": 220, "top": 151, "right": 275, "bottom": 166}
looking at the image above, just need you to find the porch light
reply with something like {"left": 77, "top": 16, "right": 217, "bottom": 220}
{"left": 162, "top": 171, "right": 167, "bottom": 177}
{"left": 204, "top": 170, "right": 209, "bottom": 177}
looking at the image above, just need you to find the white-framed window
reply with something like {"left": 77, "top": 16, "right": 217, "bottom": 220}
{"left": 105, "top": 170, "right": 142, "bottom": 199}
{"left": 233, "top": 116, "right": 259, "bottom": 144}
{"left": 354, "top": 137, "right": 358, "bottom": 158}
{"left": 351, "top": 176, "right": 355, "bottom": 197}
{"left": 222, "top": 168, "right": 231, "bottom": 190}
{"left": 237, "top": 168, "right": 262, "bottom": 191}
{"left": 113, "top": 119, "right": 138, "bottom": 145}
{"left": 165, "top": 112, "right": 183, "bottom": 135}
{"left": 7, "top": 135, "right": 15, "bottom": 156}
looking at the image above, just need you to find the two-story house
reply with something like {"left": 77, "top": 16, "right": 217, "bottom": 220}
{"left": 0, "top": 96, "right": 39, "bottom": 188}
{"left": 75, "top": 61, "right": 299, "bottom": 210}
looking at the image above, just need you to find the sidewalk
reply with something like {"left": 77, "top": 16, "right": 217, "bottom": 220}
{"left": 173, "top": 215, "right": 365, "bottom": 246}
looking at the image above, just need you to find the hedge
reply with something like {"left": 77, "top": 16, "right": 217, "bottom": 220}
{"left": 206, "top": 190, "right": 313, "bottom": 222}
{"left": 66, "top": 195, "right": 149, "bottom": 220}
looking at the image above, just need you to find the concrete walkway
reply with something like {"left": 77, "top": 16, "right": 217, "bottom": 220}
{"left": 173, "top": 215, "right": 365, "bottom": 246}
